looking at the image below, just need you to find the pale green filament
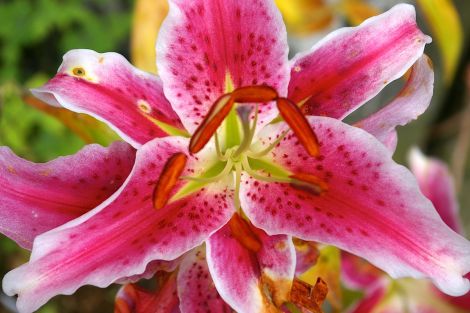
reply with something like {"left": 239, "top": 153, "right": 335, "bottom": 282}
{"left": 234, "top": 162, "right": 242, "bottom": 211}
{"left": 247, "top": 129, "right": 289, "bottom": 158}
{"left": 241, "top": 155, "right": 291, "bottom": 184}
{"left": 233, "top": 104, "right": 258, "bottom": 159}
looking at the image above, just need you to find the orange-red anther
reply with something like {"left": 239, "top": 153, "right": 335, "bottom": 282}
{"left": 189, "top": 94, "right": 234, "bottom": 154}
{"left": 228, "top": 213, "right": 262, "bottom": 253}
{"left": 152, "top": 153, "right": 188, "bottom": 210}
{"left": 231, "top": 85, "right": 278, "bottom": 103}
{"left": 290, "top": 173, "right": 329, "bottom": 195}
{"left": 277, "top": 97, "right": 320, "bottom": 157}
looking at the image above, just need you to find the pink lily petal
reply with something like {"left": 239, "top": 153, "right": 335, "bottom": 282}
{"left": 32, "top": 49, "right": 185, "bottom": 148}
{"left": 242, "top": 117, "right": 470, "bottom": 296}
{"left": 115, "top": 273, "right": 180, "bottom": 313}
{"left": 409, "top": 148, "right": 463, "bottom": 234}
{"left": 341, "top": 252, "right": 384, "bottom": 291}
{"left": 177, "top": 245, "right": 232, "bottom": 313}
{"left": 157, "top": 0, "right": 289, "bottom": 134}
{"left": 293, "top": 239, "right": 320, "bottom": 276}
{"left": 356, "top": 55, "right": 434, "bottom": 152}
{"left": 206, "top": 219, "right": 295, "bottom": 313}
{"left": 3, "top": 137, "right": 234, "bottom": 313}
{"left": 288, "top": 4, "right": 431, "bottom": 119}
{"left": 0, "top": 142, "right": 135, "bottom": 250}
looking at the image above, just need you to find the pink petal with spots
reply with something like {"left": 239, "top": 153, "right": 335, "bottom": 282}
{"left": 242, "top": 117, "right": 470, "bottom": 297}
{"left": 32, "top": 49, "right": 185, "bottom": 148}
{"left": 356, "top": 55, "right": 434, "bottom": 152}
{"left": 409, "top": 148, "right": 463, "bottom": 234}
{"left": 288, "top": 4, "right": 430, "bottom": 119}
{"left": 0, "top": 142, "right": 135, "bottom": 250}
{"left": 3, "top": 137, "right": 234, "bottom": 313}
{"left": 177, "top": 246, "right": 232, "bottom": 313}
{"left": 206, "top": 221, "right": 295, "bottom": 313}
{"left": 341, "top": 252, "right": 384, "bottom": 291}
{"left": 157, "top": 0, "right": 289, "bottom": 134}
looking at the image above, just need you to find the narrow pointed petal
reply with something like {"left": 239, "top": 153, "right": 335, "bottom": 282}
{"left": 288, "top": 4, "right": 431, "bottom": 119}
{"left": 177, "top": 246, "right": 232, "bottom": 313}
{"left": 0, "top": 142, "right": 135, "bottom": 249}
{"left": 242, "top": 117, "right": 470, "bottom": 296}
{"left": 157, "top": 0, "right": 289, "bottom": 133}
{"left": 3, "top": 137, "right": 234, "bottom": 313}
{"left": 206, "top": 220, "right": 295, "bottom": 313}
{"left": 356, "top": 55, "right": 434, "bottom": 152}
{"left": 347, "top": 282, "right": 388, "bottom": 313}
{"left": 32, "top": 49, "right": 185, "bottom": 148}
{"left": 115, "top": 273, "right": 179, "bottom": 313}
{"left": 409, "top": 148, "right": 463, "bottom": 234}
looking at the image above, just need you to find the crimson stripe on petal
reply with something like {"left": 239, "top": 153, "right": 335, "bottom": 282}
{"left": 0, "top": 142, "right": 135, "bottom": 250}
{"left": 157, "top": 0, "right": 289, "bottom": 134}
{"left": 3, "top": 137, "right": 234, "bottom": 313}
{"left": 32, "top": 49, "right": 185, "bottom": 148}
{"left": 242, "top": 117, "right": 470, "bottom": 297}
{"left": 356, "top": 55, "right": 434, "bottom": 152}
{"left": 288, "top": 4, "right": 430, "bottom": 119}
{"left": 177, "top": 246, "right": 232, "bottom": 313}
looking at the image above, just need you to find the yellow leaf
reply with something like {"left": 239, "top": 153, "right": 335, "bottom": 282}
{"left": 275, "top": 0, "right": 335, "bottom": 35}
{"left": 299, "top": 246, "right": 342, "bottom": 312}
{"left": 339, "top": 0, "right": 380, "bottom": 26}
{"left": 131, "top": 0, "right": 169, "bottom": 73}
{"left": 417, "top": 0, "right": 463, "bottom": 84}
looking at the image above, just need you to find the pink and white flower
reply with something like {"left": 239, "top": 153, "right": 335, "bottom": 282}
{"left": 343, "top": 149, "right": 470, "bottom": 313}
{"left": 1, "top": 1, "right": 469, "bottom": 312}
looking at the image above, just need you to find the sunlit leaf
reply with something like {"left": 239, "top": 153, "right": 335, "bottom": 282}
{"left": 275, "top": 0, "right": 334, "bottom": 35}
{"left": 23, "top": 94, "right": 119, "bottom": 146}
{"left": 131, "top": 0, "right": 169, "bottom": 73}
{"left": 299, "top": 246, "right": 342, "bottom": 312}
{"left": 417, "top": 0, "right": 463, "bottom": 84}
{"left": 339, "top": 0, "right": 380, "bottom": 26}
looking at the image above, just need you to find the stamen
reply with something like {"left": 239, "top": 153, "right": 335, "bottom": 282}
{"left": 189, "top": 86, "right": 278, "bottom": 154}
{"left": 290, "top": 277, "right": 328, "bottom": 313}
{"left": 152, "top": 153, "right": 188, "bottom": 209}
{"left": 233, "top": 106, "right": 255, "bottom": 159}
{"left": 290, "top": 173, "right": 329, "bottom": 195}
{"left": 231, "top": 85, "right": 278, "bottom": 103}
{"left": 276, "top": 97, "right": 320, "bottom": 157}
{"left": 190, "top": 94, "right": 234, "bottom": 154}
{"left": 228, "top": 213, "right": 262, "bottom": 252}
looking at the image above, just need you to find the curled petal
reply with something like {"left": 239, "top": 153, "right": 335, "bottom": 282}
{"left": 243, "top": 117, "right": 470, "bottom": 296}
{"left": 3, "top": 137, "right": 234, "bottom": 313}
{"left": 32, "top": 49, "right": 185, "bottom": 148}
{"left": 0, "top": 142, "right": 135, "bottom": 249}
{"left": 206, "top": 220, "right": 295, "bottom": 313}
{"left": 356, "top": 55, "right": 434, "bottom": 152}
{"left": 288, "top": 4, "right": 431, "bottom": 119}
{"left": 341, "top": 252, "right": 383, "bottom": 291}
{"left": 157, "top": 0, "right": 289, "bottom": 133}
{"left": 177, "top": 246, "right": 232, "bottom": 313}
{"left": 115, "top": 273, "right": 179, "bottom": 313}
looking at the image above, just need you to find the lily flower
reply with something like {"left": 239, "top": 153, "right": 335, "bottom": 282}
{"left": 1, "top": 1, "right": 470, "bottom": 313}
{"left": 343, "top": 149, "right": 470, "bottom": 312}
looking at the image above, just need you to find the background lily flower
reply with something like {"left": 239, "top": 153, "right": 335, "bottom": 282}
{"left": 1, "top": 1, "right": 470, "bottom": 313}
{"left": 342, "top": 149, "right": 470, "bottom": 313}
